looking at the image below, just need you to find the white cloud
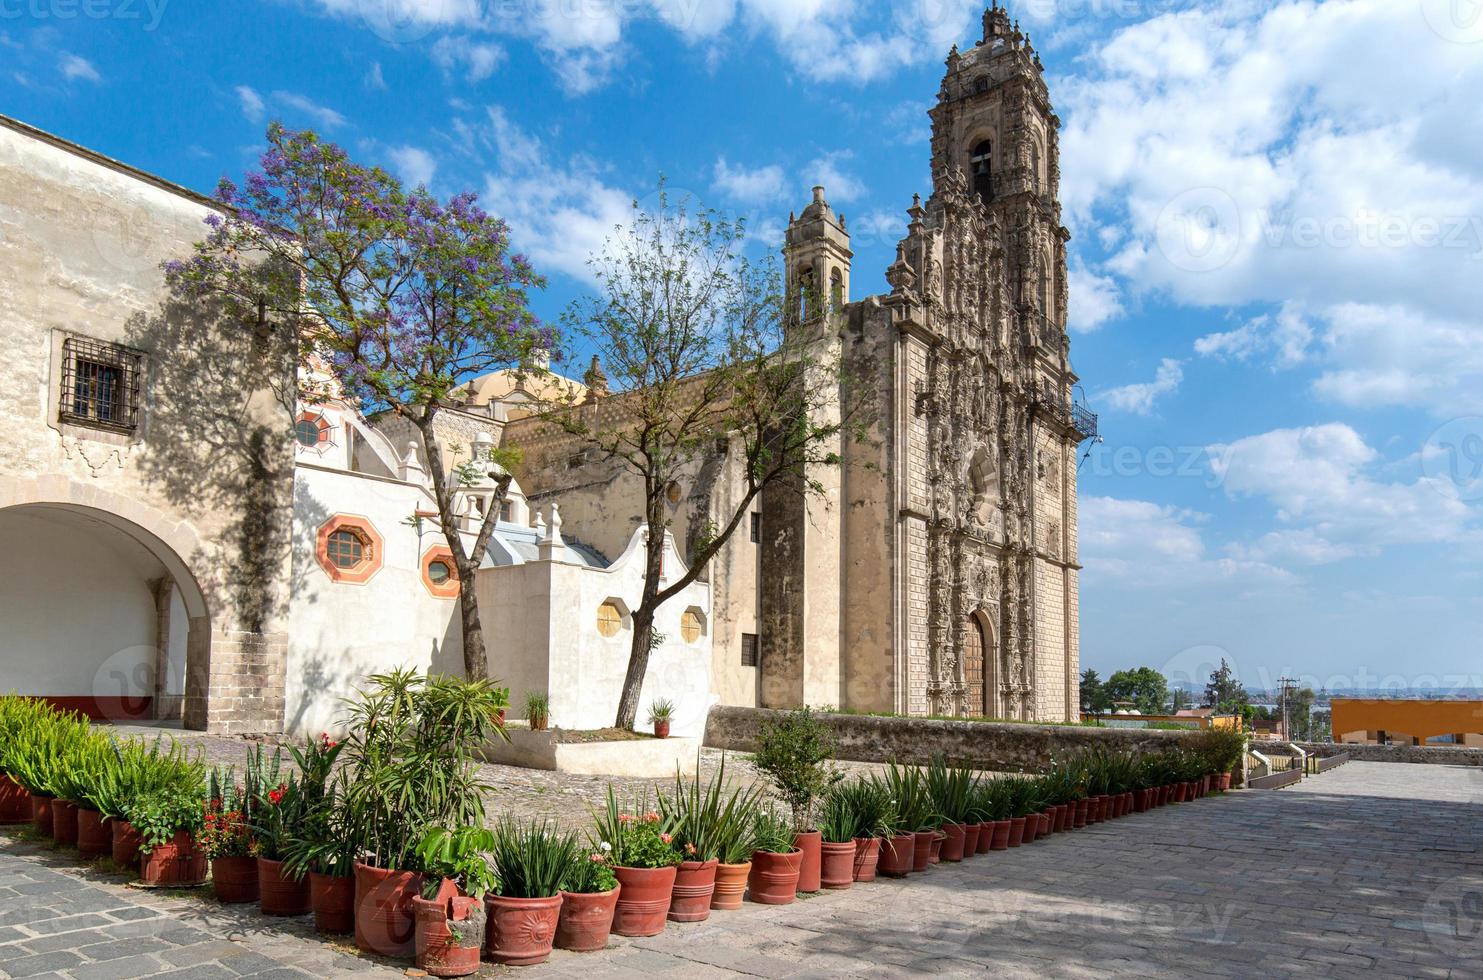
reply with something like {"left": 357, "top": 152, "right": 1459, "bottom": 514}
{"left": 58, "top": 53, "right": 100, "bottom": 83}
{"left": 365, "top": 62, "right": 387, "bottom": 90}
{"left": 1195, "top": 302, "right": 1311, "bottom": 368}
{"left": 804, "top": 152, "right": 866, "bottom": 203}
{"left": 1079, "top": 496, "right": 1296, "bottom": 589}
{"left": 387, "top": 145, "right": 437, "bottom": 187}
{"left": 272, "top": 91, "right": 348, "bottom": 129}
{"left": 235, "top": 85, "right": 266, "bottom": 124}
{"left": 1101, "top": 358, "right": 1182, "bottom": 415}
{"left": 712, "top": 158, "right": 786, "bottom": 204}
{"left": 1067, "top": 260, "right": 1123, "bottom": 332}
{"left": 431, "top": 35, "right": 505, "bottom": 82}
{"left": 1208, "top": 423, "right": 1472, "bottom": 560}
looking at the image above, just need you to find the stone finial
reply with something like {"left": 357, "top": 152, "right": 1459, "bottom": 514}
{"left": 582, "top": 354, "right": 609, "bottom": 404}
{"left": 886, "top": 242, "right": 917, "bottom": 295}
{"left": 399, "top": 440, "right": 425, "bottom": 482}
{"left": 538, "top": 503, "right": 564, "bottom": 560}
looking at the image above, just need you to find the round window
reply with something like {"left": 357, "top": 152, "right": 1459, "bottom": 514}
{"left": 427, "top": 560, "right": 452, "bottom": 585}
{"left": 680, "top": 609, "right": 703, "bottom": 643}
{"left": 295, "top": 418, "right": 323, "bottom": 448}
{"left": 326, "top": 528, "right": 366, "bottom": 569}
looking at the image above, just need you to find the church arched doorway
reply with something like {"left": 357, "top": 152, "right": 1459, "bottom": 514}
{"left": 964, "top": 614, "right": 987, "bottom": 716}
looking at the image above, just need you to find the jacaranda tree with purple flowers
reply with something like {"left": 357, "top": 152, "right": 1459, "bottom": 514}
{"left": 167, "top": 123, "right": 548, "bottom": 681}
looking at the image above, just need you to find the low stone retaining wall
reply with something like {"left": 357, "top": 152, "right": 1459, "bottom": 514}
{"left": 704, "top": 706, "right": 1195, "bottom": 772}
{"left": 1295, "top": 741, "right": 1483, "bottom": 766}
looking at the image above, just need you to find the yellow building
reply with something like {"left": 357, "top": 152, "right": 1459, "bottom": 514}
{"left": 1331, "top": 699, "right": 1483, "bottom": 747}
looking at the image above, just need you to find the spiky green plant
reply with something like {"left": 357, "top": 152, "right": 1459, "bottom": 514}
{"left": 658, "top": 753, "right": 761, "bottom": 862}
{"left": 924, "top": 757, "right": 978, "bottom": 825}
{"left": 488, "top": 819, "right": 579, "bottom": 898}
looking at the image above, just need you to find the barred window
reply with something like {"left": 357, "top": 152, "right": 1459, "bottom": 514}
{"left": 61, "top": 337, "right": 143, "bottom": 433}
{"left": 741, "top": 633, "right": 759, "bottom": 667}
{"left": 750, "top": 513, "right": 761, "bottom": 543}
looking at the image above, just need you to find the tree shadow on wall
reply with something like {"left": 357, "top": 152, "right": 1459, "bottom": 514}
{"left": 123, "top": 286, "right": 317, "bottom": 636}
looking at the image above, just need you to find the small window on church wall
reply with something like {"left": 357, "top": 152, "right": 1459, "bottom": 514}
{"left": 597, "top": 602, "right": 624, "bottom": 638}
{"left": 316, "top": 516, "right": 384, "bottom": 584}
{"left": 327, "top": 529, "right": 366, "bottom": 569}
{"left": 741, "top": 633, "right": 759, "bottom": 667}
{"left": 970, "top": 140, "right": 993, "bottom": 203}
{"left": 681, "top": 609, "right": 704, "bottom": 644}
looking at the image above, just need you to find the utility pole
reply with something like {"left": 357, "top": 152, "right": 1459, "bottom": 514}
{"left": 1278, "top": 676, "right": 1298, "bottom": 739}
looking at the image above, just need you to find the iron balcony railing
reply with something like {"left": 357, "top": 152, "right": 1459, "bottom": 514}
{"left": 1034, "top": 395, "right": 1100, "bottom": 443}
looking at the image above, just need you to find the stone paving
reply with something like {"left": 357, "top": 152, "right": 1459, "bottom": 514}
{"left": 3, "top": 760, "right": 1481, "bottom": 978}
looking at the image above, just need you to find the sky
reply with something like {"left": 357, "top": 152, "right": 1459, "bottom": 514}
{"left": 5, "top": 0, "right": 1482, "bottom": 696}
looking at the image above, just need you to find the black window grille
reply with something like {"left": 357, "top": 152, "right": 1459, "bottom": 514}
{"left": 750, "top": 513, "right": 761, "bottom": 543}
{"left": 61, "top": 337, "right": 143, "bottom": 433}
{"left": 741, "top": 633, "right": 759, "bottom": 667}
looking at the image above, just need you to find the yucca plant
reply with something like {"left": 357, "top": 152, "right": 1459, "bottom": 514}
{"left": 925, "top": 757, "right": 978, "bottom": 825}
{"left": 658, "top": 753, "right": 760, "bottom": 862}
{"left": 880, "top": 764, "right": 938, "bottom": 832}
{"left": 489, "top": 819, "right": 579, "bottom": 898}
{"left": 750, "top": 806, "right": 796, "bottom": 855}
{"left": 830, "top": 778, "right": 896, "bottom": 840}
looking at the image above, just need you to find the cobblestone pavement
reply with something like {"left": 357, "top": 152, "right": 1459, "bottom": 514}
{"left": 4, "top": 761, "right": 1481, "bottom": 978}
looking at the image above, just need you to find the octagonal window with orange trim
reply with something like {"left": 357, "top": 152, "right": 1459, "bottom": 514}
{"left": 421, "top": 546, "right": 460, "bottom": 598}
{"left": 315, "top": 515, "right": 384, "bottom": 584}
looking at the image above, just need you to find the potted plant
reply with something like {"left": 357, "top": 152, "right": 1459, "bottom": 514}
{"left": 414, "top": 825, "right": 497, "bottom": 976}
{"left": 0, "top": 696, "right": 45, "bottom": 825}
{"left": 1194, "top": 728, "right": 1246, "bottom": 793}
{"left": 815, "top": 784, "right": 858, "bottom": 889}
{"left": 201, "top": 775, "right": 259, "bottom": 905}
{"left": 525, "top": 691, "right": 550, "bottom": 732}
{"left": 592, "top": 788, "right": 681, "bottom": 936}
{"left": 485, "top": 819, "right": 577, "bottom": 966}
{"left": 832, "top": 778, "right": 891, "bottom": 881}
{"left": 925, "top": 758, "right": 977, "bottom": 862}
{"left": 657, "top": 755, "right": 757, "bottom": 922}
{"left": 709, "top": 781, "right": 760, "bottom": 911}
{"left": 128, "top": 789, "right": 208, "bottom": 887}
{"left": 556, "top": 847, "right": 620, "bottom": 951}
{"left": 746, "top": 807, "right": 802, "bottom": 905}
{"left": 751, "top": 708, "right": 840, "bottom": 894}
{"left": 881, "top": 764, "right": 936, "bottom": 872}
{"left": 648, "top": 698, "right": 675, "bottom": 739}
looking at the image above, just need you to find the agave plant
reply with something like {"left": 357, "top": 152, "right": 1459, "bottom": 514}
{"left": 880, "top": 764, "right": 939, "bottom": 832}
{"left": 657, "top": 754, "right": 761, "bottom": 862}
{"left": 924, "top": 757, "right": 978, "bottom": 825}
{"left": 488, "top": 819, "right": 579, "bottom": 898}
{"left": 827, "top": 778, "right": 896, "bottom": 840}
{"left": 750, "top": 805, "right": 797, "bottom": 855}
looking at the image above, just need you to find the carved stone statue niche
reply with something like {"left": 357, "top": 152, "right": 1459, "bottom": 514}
{"left": 966, "top": 440, "right": 999, "bottom": 525}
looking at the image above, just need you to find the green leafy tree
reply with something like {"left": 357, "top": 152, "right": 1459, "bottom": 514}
{"left": 1170, "top": 688, "right": 1193, "bottom": 712}
{"left": 1104, "top": 667, "right": 1171, "bottom": 716}
{"left": 167, "top": 124, "right": 548, "bottom": 680}
{"left": 1080, "top": 670, "right": 1110, "bottom": 714}
{"left": 555, "top": 188, "right": 858, "bottom": 729}
{"left": 1202, "top": 658, "right": 1249, "bottom": 713}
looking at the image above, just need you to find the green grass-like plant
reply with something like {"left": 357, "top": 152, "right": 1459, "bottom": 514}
{"left": 489, "top": 818, "right": 579, "bottom": 899}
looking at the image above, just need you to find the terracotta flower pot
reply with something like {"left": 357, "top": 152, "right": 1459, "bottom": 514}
{"left": 486, "top": 893, "right": 560, "bottom": 965}
{"left": 259, "top": 857, "right": 311, "bottom": 916}
{"left": 975, "top": 821, "right": 995, "bottom": 854}
{"left": 747, "top": 849, "right": 802, "bottom": 906}
{"left": 653, "top": 720, "right": 671, "bottom": 739}
{"left": 52, "top": 800, "right": 79, "bottom": 846}
{"left": 911, "top": 831, "right": 933, "bottom": 871}
{"left": 556, "top": 887, "right": 618, "bottom": 951}
{"left": 1054, "top": 805, "right": 1069, "bottom": 832}
{"left": 0, "top": 775, "right": 30, "bottom": 824}
{"left": 820, "top": 840, "right": 856, "bottom": 889}
{"left": 76, "top": 808, "right": 110, "bottom": 857}
{"left": 1007, "top": 817, "right": 1026, "bottom": 847}
{"left": 989, "top": 820, "right": 1011, "bottom": 850}
{"left": 212, "top": 855, "right": 260, "bottom": 905}
{"left": 30, "top": 794, "right": 54, "bottom": 837}
{"left": 416, "top": 884, "right": 486, "bottom": 976}
{"left": 111, "top": 818, "right": 142, "bottom": 869}
{"left": 1039, "top": 812, "right": 1053, "bottom": 837}
{"left": 1073, "top": 799, "right": 1089, "bottom": 828}
{"left": 1217, "top": 772, "right": 1233, "bottom": 792}
{"left": 1022, "top": 814, "right": 1039, "bottom": 845}
{"left": 793, "top": 830, "right": 822, "bottom": 893}
{"left": 612, "top": 865, "right": 676, "bottom": 936}
{"left": 669, "top": 858, "right": 718, "bottom": 922}
{"left": 311, "top": 872, "right": 355, "bottom": 934}
{"left": 711, "top": 862, "right": 750, "bottom": 910}
{"left": 1124, "top": 791, "right": 1135, "bottom": 814}
{"left": 140, "top": 831, "right": 208, "bottom": 887}
{"left": 852, "top": 837, "right": 881, "bottom": 881}
{"left": 354, "top": 861, "right": 424, "bottom": 957}
{"left": 877, "top": 835, "right": 914, "bottom": 877}
{"left": 1172, "top": 783, "right": 1187, "bottom": 803}
{"left": 938, "top": 823, "right": 966, "bottom": 862}
{"left": 961, "top": 822, "right": 981, "bottom": 855}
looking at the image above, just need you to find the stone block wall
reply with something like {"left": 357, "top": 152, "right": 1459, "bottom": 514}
{"left": 705, "top": 705, "right": 1195, "bottom": 773}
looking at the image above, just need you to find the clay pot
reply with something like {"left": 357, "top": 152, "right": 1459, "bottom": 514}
{"left": 111, "top": 818, "right": 142, "bottom": 869}
{"left": 989, "top": 820, "right": 1011, "bottom": 850}
{"left": 1054, "top": 805, "right": 1070, "bottom": 832}
{"left": 140, "top": 831, "right": 208, "bottom": 887}
{"left": 961, "top": 822, "right": 981, "bottom": 855}
{"left": 1007, "top": 817, "right": 1026, "bottom": 847}
{"left": 669, "top": 858, "right": 718, "bottom": 922}
{"left": 1217, "top": 772, "right": 1233, "bottom": 792}
{"left": 611, "top": 865, "right": 676, "bottom": 936}
{"left": 1022, "top": 814, "right": 1039, "bottom": 845}
{"left": 486, "top": 893, "right": 558, "bottom": 966}
{"left": 975, "top": 822, "right": 994, "bottom": 854}
{"left": 30, "top": 794, "right": 54, "bottom": 837}
{"left": 212, "top": 856, "right": 260, "bottom": 905}
{"left": 417, "top": 883, "right": 486, "bottom": 976}
{"left": 1171, "top": 783, "right": 1187, "bottom": 803}
{"left": 711, "top": 862, "right": 750, "bottom": 910}
{"left": 939, "top": 823, "right": 967, "bottom": 862}
{"left": 556, "top": 887, "right": 619, "bottom": 951}
{"left": 311, "top": 872, "right": 355, "bottom": 935}
{"left": 747, "top": 849, "right": 802, "bottom": 906}
{"left": 877, "top": 835, "right": 914, "bottom": 877}
{"left": 911, "top": 831, "right": 933, "bottom": 872}
{"left": 1039, "top": 812, "right": 1053, "bottom": 837}
{"left": 852, "top": 837, "right": 880, "bottom": 881}
{"left": 0, "top": 775, "right": 30, "bottom": 824}
{"left": 820, "top": 840, "right": 856, "bottom": 889}
{"left": 76, "top": 808, "right": 110, "bottom": 858}
{"left": 52, "top": 800, "right": 79, "bottom": 846}
{"left": 1124, "top": 791, "right": 1135, "bottom": 814}
{"left": 1073, "top": 799, "right": 1089, "bottom": 828}
{"left": 354, "top": 861, "right": 424, "bottom": 958}
{"left": 259, "top": 857, "right": 310, "bottom": 916}
{"left": 793, "top": 830, "right": 822, "bottom": 893}
{"left": 654, "top": 720, "right": 671, "bottom": 739}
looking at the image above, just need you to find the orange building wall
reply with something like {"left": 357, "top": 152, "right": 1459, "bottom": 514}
{"left": 1331, "top": 699, "right": 1483, "bottom": 744}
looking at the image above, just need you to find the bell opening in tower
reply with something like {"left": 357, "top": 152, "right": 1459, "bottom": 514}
{"left": 970, "top": 139, "right": 993, "bottom": 203}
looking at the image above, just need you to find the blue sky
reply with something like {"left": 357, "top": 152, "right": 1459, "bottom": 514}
{"left": 6, "top": 0, "right": 1482, "bottom": 695}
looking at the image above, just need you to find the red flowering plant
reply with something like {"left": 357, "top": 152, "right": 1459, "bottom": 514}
{"left": 245, "top": 745, "right": 304, "bottom": 863}
{"left": 590, "top": 787, "right": 681, "bottom": 870}
{"left": 199, "top": 787, "right": 255, "bottom": 859}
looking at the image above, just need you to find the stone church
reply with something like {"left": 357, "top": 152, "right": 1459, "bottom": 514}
{"left": 0, "top": 4, "right": 1091, "bottom": 734}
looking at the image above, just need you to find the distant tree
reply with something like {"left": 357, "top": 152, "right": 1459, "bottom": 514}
{"left": 1202, "top": 658, "right": 1249, "bottom": 712}
{"left": 1288, "top": 687, "right": 1317, "bottom": 739}
{"left": 1170, "top": 688, "right": 1193, "bottom": 712}
{"left": 1104, "top": 667, "right": 1171, "bottom": 716}
{"left": 168, "top": 123, "right": 548, "bottom": 681}
{"left": 1080, "top": 670, "right": 1111, "bottom": 714}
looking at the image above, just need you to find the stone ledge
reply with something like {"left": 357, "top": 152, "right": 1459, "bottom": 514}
{"left": 479, "top": 729, "right": 702, "bottom": 778}
{"left": 1295, "top": 741, "right": 1483, "bottom": 766}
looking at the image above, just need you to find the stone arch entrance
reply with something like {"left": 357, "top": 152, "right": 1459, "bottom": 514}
{"left": 963, "top": 610, "right": 999, "bottom": 718}
{"left": 0, "top": 476, "right": 212, "bottom": 726}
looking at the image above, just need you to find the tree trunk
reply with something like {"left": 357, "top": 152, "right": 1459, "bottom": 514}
{"left": 615, "top": 610, "right": 653, "bottom": 731}
{"left": 458, "top": 570, "right": 488, "bottom": 682}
